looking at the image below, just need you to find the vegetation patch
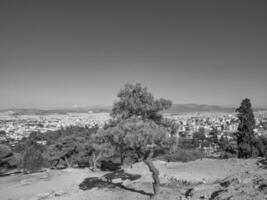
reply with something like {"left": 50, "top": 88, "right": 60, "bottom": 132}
{"left": 79, "top": 177, "right": 114, "bottom": 190}
{"left": 160, "top": 148, "right": 204, "bottom": 162}
{"left": 100, "top": 160, "right": 121, "bottom": 171}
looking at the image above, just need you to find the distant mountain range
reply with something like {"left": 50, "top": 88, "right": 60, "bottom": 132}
{"left": 0, "top": 105, "right": 112, "bottom": 116}
{"left": 164, "top": 104, "right": 267, "bottom": 114}
{"left": 164, "top": 104, "right": 235, "bottom": 114}
{"left": 0, "top": 104, "right": 266, "bottom": 115}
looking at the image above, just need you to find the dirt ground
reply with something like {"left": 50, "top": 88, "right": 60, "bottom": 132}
{"left": 0, "top": 158, "right": 266, "bottom": 200}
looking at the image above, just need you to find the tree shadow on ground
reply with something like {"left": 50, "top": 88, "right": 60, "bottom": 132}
{"left": 79, "top": 171, "right": 152, "bottom": 197}
{"left": 112, "top": 182, "right": 152, "bottom": 197}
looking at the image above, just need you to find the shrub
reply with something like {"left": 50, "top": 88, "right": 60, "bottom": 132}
{"left": 161, "top": 148, "right": 204, "bottom": 162}
{"left": 256, "top": 136, "right": 267, "bottom": 158}
{"left": 178, "top": 138, "right": 197, "bottom": 149}
{"left": 0, "top": 144, "right": 12, "bottom": 160}
{"left": 0, "top": 144, "right": 13, "bottom": 170}
{"left": 22, "top": 142, "right": 46, "bottom": 172}
{"left": 7, "top": 153, "right": 23, "bottom": 169}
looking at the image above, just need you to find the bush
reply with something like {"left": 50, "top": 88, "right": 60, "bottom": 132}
{"left": 0, "top": 144, "right": 14, "bottom": 170}
{"left": 256, "top": 136, "right": 267, "bottom": 158}
{"left": 0, "top": 144, "right": 12, "bottom": 160}
{"left": 178, "top": 138, "right": 197, "bottom": 149}
{"left": 160, "top": 148, "right": 204, "bottom": 162}
{"left": 7, "top": 153, "right": 23, "bottom": 169}
{"left": 22, "top": 142, "right": 46, "bottom": 172}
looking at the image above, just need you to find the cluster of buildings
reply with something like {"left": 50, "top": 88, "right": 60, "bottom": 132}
{"left": 165, "top": 111, "right": 267, "bottom": 140}
{"left": 0, "top": 112, "right": 110, "bottom": 141}
{"left": 1, "top": 110, "right": 267, "bottom": 143}
{"left": 164, "top": 111, "right": 267, "bottom": 156}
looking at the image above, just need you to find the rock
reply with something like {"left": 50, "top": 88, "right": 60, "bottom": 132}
{"left": 202, "top": 178, "right": 207, "bottom": 184}
{"left": 40, "top": 174, "right": 49, "bottom": 179}
{"left": 54, "top": 190, "right": 66, "bottom": 197}
{"left": 20, "top": 179, "right": 32, "bottom": 185}
{"left": 102, "top": 170, "right": 141, "bottom": 183}
{"left": 200, "top": 194, "right": 207, "bottom": 199}
{"left": 154, "top": 160, "right": 167, "bottom": 165}
{"left": 220, "top": 177, "right": 240, "bottom": 188}
{"left": 122, "top": 179, "right": 131, "bottom": 187}
{"left": 242, "top": 178, "right": 252, "bottom": 184}
{"left": 209, "top": 189, "right": 226, "bottom": 200}
{"left": 188, "top": 184, "right": 222, "bottom": 200}
{"left": 36, "top": 191, "right": 54, "bottom": 200}
{"left": 259, "top": 183, "right": 267, "bottom": 194}
{"left": 112, "top": 178, "right": 123, "bottom": 184}
{"left": 185, "top": 188, "right": 194, "bottom": 198}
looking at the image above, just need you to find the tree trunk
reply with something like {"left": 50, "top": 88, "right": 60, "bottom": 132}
{"left": 53, "top": 159, "right": 60, "bottom": 168}
{"left": 90, "top": 153, "right": 96, "bottom": 171}
{"left": 88, "top": 159, "right": 93, "bottom": 171}
{"left": 93, "top": 157, "right": 98, "bottom": 171}
{"left": 91, "top": 152, "right": 102, "bottom": 171}
{"left": 64, "top": 156, "right": 71, "bottom": 168}
{"left": 144, "top": 158, "right": 160, "bottom": 198}
{"left": 120, "top": 152, "right": 124, "bottom": 165}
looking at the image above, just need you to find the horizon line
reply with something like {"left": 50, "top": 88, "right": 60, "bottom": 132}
{"left": 1, "top": 103, "right": 267, "bottom": 111}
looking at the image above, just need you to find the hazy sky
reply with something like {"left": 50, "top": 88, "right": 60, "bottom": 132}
{"left": 0, "top": 1, "right": 266, "bottom": 109}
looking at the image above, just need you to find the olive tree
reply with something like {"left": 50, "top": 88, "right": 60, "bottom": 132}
{"left": 103, "top": 83, "right": 173, "bottom": 197}
{"left": 111, "top": 83, "right": 172, "bottom": 123}
{"left": 102, "top": 117, "right": 171, "bottom": 198}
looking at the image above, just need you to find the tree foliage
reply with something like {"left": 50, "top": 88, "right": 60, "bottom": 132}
{"left": 45, "top": 126, "right": 100, "bottom": 168}
{"left": 88, "top": 130, "right": 114, "bottom": 171}
{"left": 207, "top": 128, "right": 219, "bottom": 144}
{"left": 235, "top": 98, "right": 257, "bottom": 158}
{"left": 192, "top": 130, "right": 206, "bottom": 148}
{"left": 111, "top": 83, "right": 172, "bottom": 123}
{"left": 47, "top": 135, "right": 81, "bottom": 168}
{"left": 0, "top": 144, "right": 13, "bottom": 170}
{"left": 103, "top": 117, "right": 170, "bottom": 197}
{"left": 22, "top": 142, "right": 46, "bottom": 172}
{"left": 218, "top": 136, "right": 237, "bottom": 158}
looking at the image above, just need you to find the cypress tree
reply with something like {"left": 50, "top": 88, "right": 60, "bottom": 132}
{"left": 235, "top": 98, "right": 256, "bottom": 158}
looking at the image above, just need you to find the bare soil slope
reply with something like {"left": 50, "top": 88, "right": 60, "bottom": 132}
{"left": 0, "top": 158, "right": 266, "bottom": 200}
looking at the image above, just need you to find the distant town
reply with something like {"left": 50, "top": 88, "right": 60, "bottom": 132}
{"left": 1, "top": 109, "right": 267, "bottom": 142}
{"left": 165, "top": 111, "right": 267, "bottom": 139}
{"left": 0, "top": 111, "right": 110, "bottom": 141}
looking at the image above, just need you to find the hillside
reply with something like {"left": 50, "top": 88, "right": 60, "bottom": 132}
{"left": 0, "top": 158, "right": 266, "bottom": 200}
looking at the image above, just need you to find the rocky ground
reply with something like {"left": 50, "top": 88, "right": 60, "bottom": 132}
{"left": 0, "top": 158, "right": 266, "bottom": 200}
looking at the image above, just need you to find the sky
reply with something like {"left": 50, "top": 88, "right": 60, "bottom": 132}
{"left": 0, "top": 1, "right": 266, "bottom": 109}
